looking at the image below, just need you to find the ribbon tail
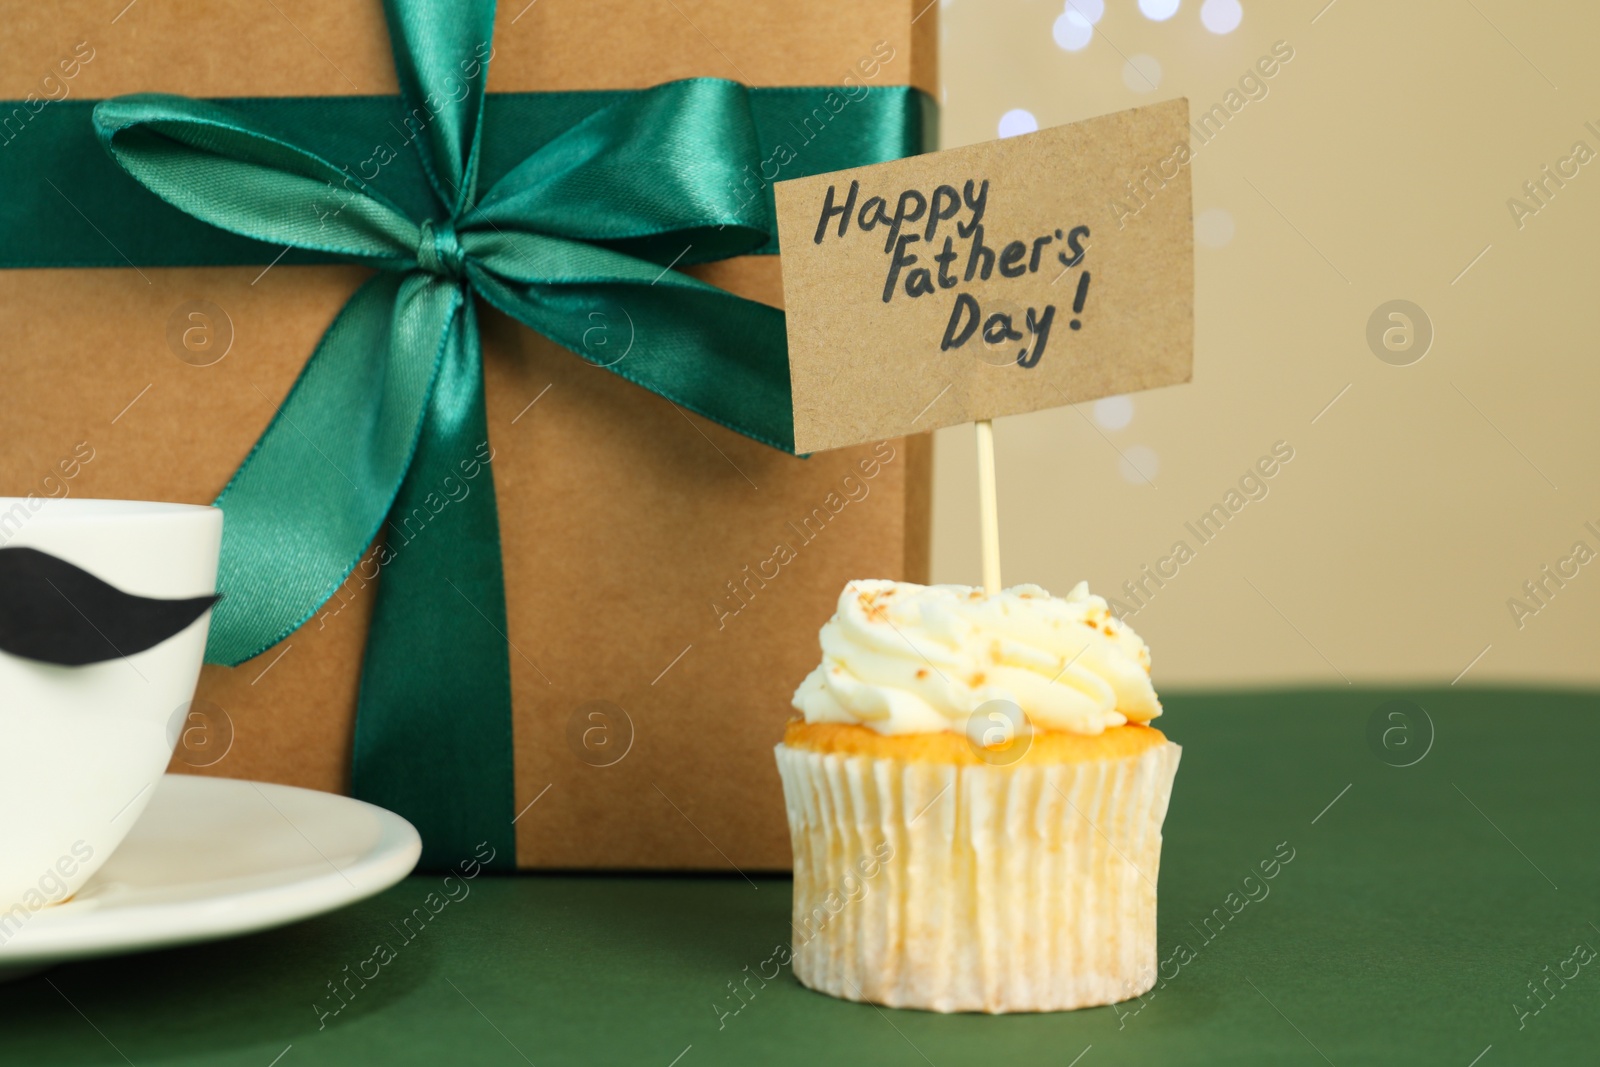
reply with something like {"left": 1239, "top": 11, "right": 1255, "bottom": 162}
{"left": 469, "top": 259, "right": 795, "bottom": 453}
{"left": 351, "top": 294, "right": 516, "bottom": 871}
{"left": 207, "top": 272, "right": 453, "bottom": 666}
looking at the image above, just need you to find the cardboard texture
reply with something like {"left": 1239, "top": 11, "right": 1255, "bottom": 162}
{"left": 0, "top": 0, "right": 936, "bottom": 870}
{"left": 777, "top": 99, "right": 1193, "bottom": 453}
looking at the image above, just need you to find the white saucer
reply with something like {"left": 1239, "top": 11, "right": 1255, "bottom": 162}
{"left": 0, "top": 774, "right": 421, "bottom": 978}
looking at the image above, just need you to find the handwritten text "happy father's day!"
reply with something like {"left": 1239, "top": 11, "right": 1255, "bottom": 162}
{"left": 811, "top": 179, "right": 1092, "bottom": 369}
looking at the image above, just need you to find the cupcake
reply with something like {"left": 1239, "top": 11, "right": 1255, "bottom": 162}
{"left": 775, "top": 579, "right": 1180, "bottom": 1013}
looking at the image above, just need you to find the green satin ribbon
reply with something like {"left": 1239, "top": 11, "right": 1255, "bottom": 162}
{"left": 49, "top": 0, "right": 928, "bottom": 870}
{"left": 1, "top": 90, "right": 930, "bottom": 266}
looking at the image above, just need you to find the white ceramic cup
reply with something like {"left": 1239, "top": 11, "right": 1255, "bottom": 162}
{"left": 0, "top": 498, "right": 222, "bottom": 917}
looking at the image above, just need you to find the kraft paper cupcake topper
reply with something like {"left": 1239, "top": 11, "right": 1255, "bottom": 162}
{"left": 775, "top": 98, "right": 1196, "bottom": 586}
{"left": 0, "top": 547, "right": 220, "bottom": 667}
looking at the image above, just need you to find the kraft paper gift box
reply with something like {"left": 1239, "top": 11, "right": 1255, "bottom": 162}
{"left": 0, "top": 0, "right": 936, "bottom": 870}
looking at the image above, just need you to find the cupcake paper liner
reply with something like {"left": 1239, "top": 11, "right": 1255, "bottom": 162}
{"left": 774, "top": 739, "right": 1181, "bottom": 1013}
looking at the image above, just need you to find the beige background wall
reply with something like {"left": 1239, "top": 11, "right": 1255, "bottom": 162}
{"left": 929, "top": 0, "right": 1600, "bottom": 687}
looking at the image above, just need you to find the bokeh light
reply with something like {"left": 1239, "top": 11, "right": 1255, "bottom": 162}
{"left": 1196, "top": 207, "right": 1236, "bottom": 247}
{"left": 1064, "top": 0, "right": 1105, "bottom": 24}
{"left": 1052, "top": 11, "right": 1094, "bottom": 51}
{"left": 1122, "top": 54, "right": 1163, "bottom": 92}
{"left": 997, "top": 109, "right": 1039, "bottom": 138}
{"left": 1094, "top": 396, "right": 1134, "bottom": 430}
{"left": 1200, "top": 0, "right": 1242, "bottom": 33}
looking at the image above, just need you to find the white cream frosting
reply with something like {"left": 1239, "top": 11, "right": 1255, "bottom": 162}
{"left": 792, "top": 580, "right": 1161, "bottom": 736}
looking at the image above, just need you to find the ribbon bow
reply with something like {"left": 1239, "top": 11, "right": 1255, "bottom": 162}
{"left": 93, "top": 0, "right": 793, "bottom": 867}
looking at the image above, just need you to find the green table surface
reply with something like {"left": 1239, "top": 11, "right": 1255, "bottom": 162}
{"left": 4, "top": 687, "right": 1597, "bottom": 1066}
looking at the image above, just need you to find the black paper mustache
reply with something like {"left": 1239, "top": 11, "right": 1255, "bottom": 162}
{"left": 0, "top": 547, "right": 220, "bottom": 666}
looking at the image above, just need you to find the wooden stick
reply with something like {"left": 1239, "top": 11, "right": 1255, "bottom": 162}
{"left": 975, "top": 419, "right": 1001, "bottom": 594}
